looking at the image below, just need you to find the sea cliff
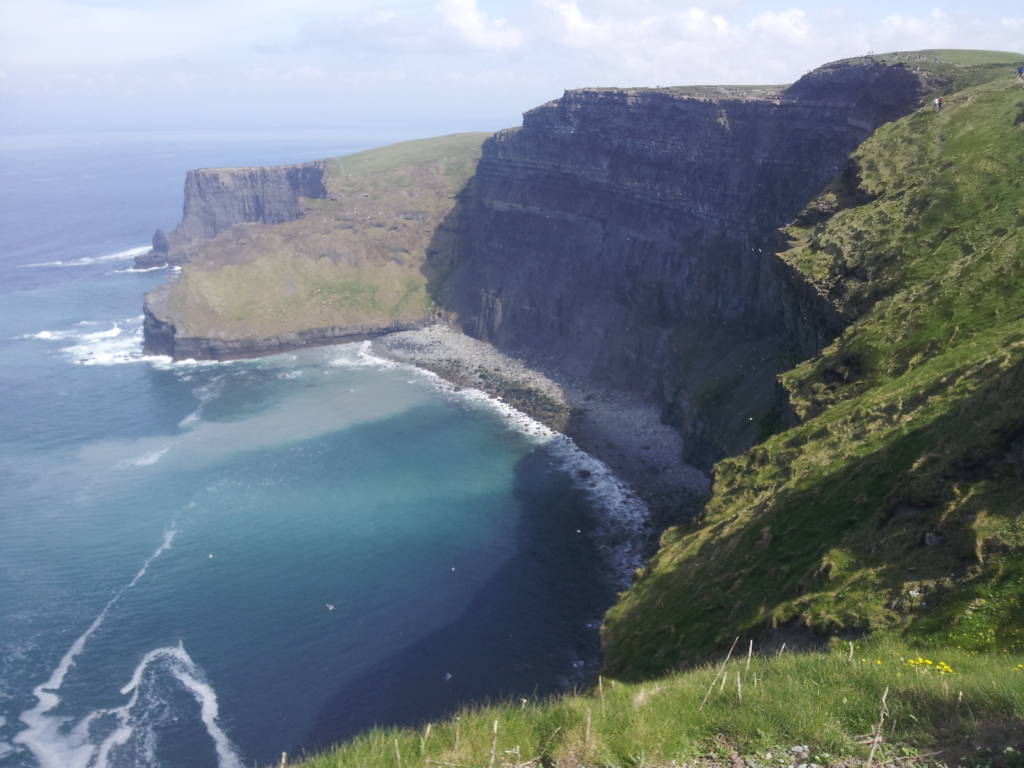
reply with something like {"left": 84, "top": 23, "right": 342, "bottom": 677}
{"left": 141, "top": 58, "right": 931, "bottom": 514}
{"left": 439, "top": 60, "right": 922, "bottom": 467}
{"left": 137, "top": 161, "right": 328, "bottom": 268}
{"left": 140, "top": 133, "right": 488, "bottom": 354}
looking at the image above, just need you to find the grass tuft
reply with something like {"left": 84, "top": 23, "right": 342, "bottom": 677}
{"left": 292, "top": 640, "right": 1023, "bottom": 767}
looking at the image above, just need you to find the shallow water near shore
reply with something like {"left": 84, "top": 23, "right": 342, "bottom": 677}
{"left": 0, "top": 131, "right": 646, "bottom": 767}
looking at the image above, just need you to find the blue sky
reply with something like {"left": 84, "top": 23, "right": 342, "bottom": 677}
{"left": 1, "top": 0, "right": 1021, "bottom": 134}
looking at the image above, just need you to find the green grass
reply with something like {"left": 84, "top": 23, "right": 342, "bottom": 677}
{"left": 601, "top": 71, "right": 1024, "bottom": 679}
{"left": 821, "top": 49, "right": 1024, "bottom": 96}
{"left": 161, "top": 133, "right": 486, "bottom": 340}
{"left": 293, "top": 639, "right": 1024, "bottom": 767}
{"left": 325, "top": 132, "right": 489, "bottom": 187}
{"left": 875, "top": 50, "right": 1024, "bottom": 67}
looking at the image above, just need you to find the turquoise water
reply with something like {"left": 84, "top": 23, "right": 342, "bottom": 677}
{"left": 0, "top": 132, "right": 647, "bottom": 767}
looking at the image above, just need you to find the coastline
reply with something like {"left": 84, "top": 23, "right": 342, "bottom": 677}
{"left": 374, "top": 325, "right": 711, "bottom": 530}
{"left": 141, "top": 290, "right": 710, "bottom": 533}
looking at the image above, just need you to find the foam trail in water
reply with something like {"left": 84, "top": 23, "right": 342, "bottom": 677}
{"left": 177, "top": 377, "right": 225, "bottom": 430}
{"left": 23, "top": 245, "right": 150, "bottom": 268}
{"left": 83, "top": 644, "right": 244, "bottom": 768}
{"left": 117, "top": 446, "right": 170, "bottom": 468}
{"left": 14, "top": 528, "right": 177, "bottom": 768}
{"left": 167, "top": 651, "right": 243, "bottom": 768}
{"left": 113, "top": 264, "right": 168, "bottom": 274}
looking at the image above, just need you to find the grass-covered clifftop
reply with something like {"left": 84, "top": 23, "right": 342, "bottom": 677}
{"left": 292, "top": 639, "right": 1023, "bottom": 767}
{"left": 152, "top": 133, "right": 486, "bottom": 345}
{"left": 602, "top": 55, "right": 1024, "bottom": 679}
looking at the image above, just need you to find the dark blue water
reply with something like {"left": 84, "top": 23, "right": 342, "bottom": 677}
{"left": 0, "top": 131, "right": 647, "bottom": 768}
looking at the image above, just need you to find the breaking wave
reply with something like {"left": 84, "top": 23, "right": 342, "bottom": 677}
{"left": 15, "top": 316, "right": 171, "bottom": 368}
{"left": 113, "top": 265, "right": 168, "bottom": 274}
{"left": 23, "top": 246, "right": 150, "bottom": 269}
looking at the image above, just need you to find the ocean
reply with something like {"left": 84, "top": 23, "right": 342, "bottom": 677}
{"left": 0, "top": 129, "right": 647, "bottom": 767}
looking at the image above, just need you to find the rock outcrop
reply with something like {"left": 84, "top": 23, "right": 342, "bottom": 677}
{"left": 141, "top": 133, "right": 488, "bottom": 358}
{"left": 134, "top": 161, "right": 327, "bottom": 267}
{"left": 174, "top": 162, "right": 327, "bottom": 240}
{"left": 438, "top": 60, "right": 924, "bottom": 467}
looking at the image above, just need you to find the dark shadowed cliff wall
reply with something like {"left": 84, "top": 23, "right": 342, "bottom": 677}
{"left": 440, "top": 61, "right": 923, "bottom": 466}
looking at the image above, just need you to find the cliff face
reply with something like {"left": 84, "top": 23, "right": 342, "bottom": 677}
{"left": 141, "top": 134, "right": 488, "bottom": 359}
{"left": 136, "top": 161, "right": 327, "bottom": 267}
{"left": 175, "top": 162, "right": 327, "bottom": 240}
{"left": 440, "top": 61, "right": 923, "bottom": 466}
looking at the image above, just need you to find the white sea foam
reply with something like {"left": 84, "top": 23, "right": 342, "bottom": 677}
{"left": 117, "top": 446, "right": 170, "bottom": 468}
{"left": 18, "top": 329, "right": 79, "bottom": 341}
{"left": 23, "top": 245, "right": 150, "bottom": 269}
{"left": 113, "top": 264, "right": 168, "bottom": 274}
{"left": 441, "top": 376, "right": 650, "bottom": 583}
{"left": 15, "top": 528, "right": 178, "bottom": 768}
{"left": 61, "top": 318, "right": 174, "bottom": 368}
{"left": 63, "top": 325, "right": 145, "bottom": 366}
{"left": 19, "top": 642, "right": 243, "bottom": 768}
{"left": 327, "top": 340, "right": 399, "bottom": 369}
{"left": 16, "top": 316, "right": 171, "bottom": 367}
{"left": 153, "top": 356, "right": 230, "bottom": 370}
{"left": 83, "top": 325, "right": 122, "bottom": 340}
{"left": 86, "top": 643, "right": 243, "bottom": 768}
{"left": 178, "top": 411, "right": 201, "bottom": 429}
{"left": 177, "top": 378, "right": 225, "bottom": 430}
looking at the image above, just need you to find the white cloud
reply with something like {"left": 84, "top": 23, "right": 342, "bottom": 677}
{"left": 749, "top": 9, "right": 811, "bottom": 45}
{"left": 541, "top": 0, "right": 613, "bottom": 47}
{"left": 436, "top": 0, "right": 523, "bottom": 49}
{"left": 1, "top": 0, "right": 1023, "bottom": 132}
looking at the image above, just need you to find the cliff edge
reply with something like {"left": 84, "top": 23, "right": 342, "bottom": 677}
{"left": 141, "top": 133, "right": 487, "bottom": 357}
{"left": 136, "top": 160, "right": 328, "bottom": 268}
{"left": 438, "top": 58, "right": 925, "bottom": 468}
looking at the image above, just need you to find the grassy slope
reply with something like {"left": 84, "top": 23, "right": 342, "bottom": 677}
{"left": 165, "top": 133, "right": 487, "bottom": 339}
{"left": 602, "top": 63, "right": 1024, "bottom": 679}
{"left": 294, "top": 639, "right": 1024, "bottom": 767}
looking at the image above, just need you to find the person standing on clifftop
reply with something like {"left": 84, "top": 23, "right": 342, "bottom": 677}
{"left": 933, "top": 97, "right": 944, "bottom": 112}
{"left": 1018, "top": 65, "right": 1024, "bottom": 80}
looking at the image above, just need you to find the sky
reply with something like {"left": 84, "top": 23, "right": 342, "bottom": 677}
{"left": 0, "top": 0, "right": 1021, "bottom": 135}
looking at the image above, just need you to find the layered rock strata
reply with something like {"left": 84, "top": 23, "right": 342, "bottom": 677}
{"left": 135, "top": 161, "right": 327, "bottom": 268}
{"left": 439, "top": 60, "right": 923, "bottom": 467}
